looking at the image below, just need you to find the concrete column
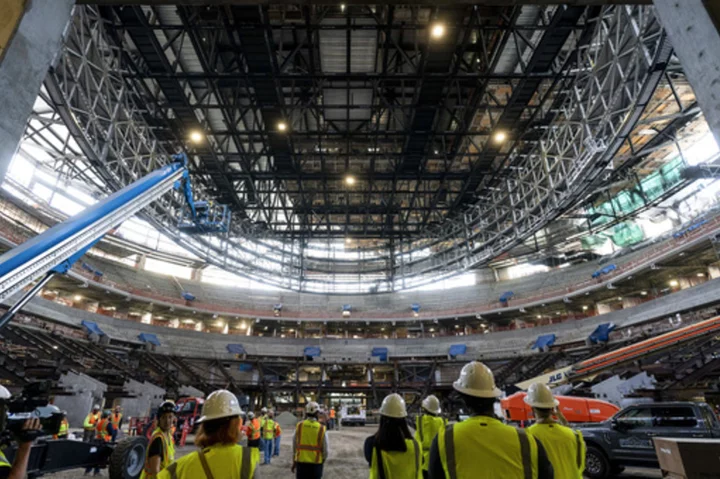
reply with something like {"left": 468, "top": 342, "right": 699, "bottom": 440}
{"left": 654, "top": 0, "right": 720, "bottom": 144}
{"left": 622, "top": 297, "right": 642, "bottom": 309}
{"left": 0, "top": 0, "right": 74, "bottom": 183}
{"left": 191, "top": 267, "right": 203, "bottom": 282}
{"left": 135, "top": 254, "right": 147, "bottom": 270}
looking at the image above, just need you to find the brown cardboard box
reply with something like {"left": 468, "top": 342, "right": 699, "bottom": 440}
{"left": 653, "top": 437, "right": 720, "bottom": 479}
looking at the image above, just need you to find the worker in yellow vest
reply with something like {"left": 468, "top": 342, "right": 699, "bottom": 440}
{"left": 247, "top": 412, "right": 261, "bottom": 448}
{"left": 261, "top": 410, "right": 277, "bottom": 465}
{"left": 83, "top": 404, "right": 101, "bottom": 442}
{"left": 85, "top": 411, "right": 115, "bottom": 475}
{"left": 158, "top": 389, "right": 259, "bottom": 479}
{"left": 273, "top": 421, "right": 282, "bottom": 457}
{"left": 292, "top": 401, "right": 329, "bottom": 479}
{"left": 111, "top": 405, "right": 123, "bottom": 441}
{"left": 414, "top": 395, "right": 445, "bottom": 479}
{"left": 54, "top": 412, "right": 70, "bottom": 439}
{"left": 427, "top": 361, "right": 554, "bottom": 479}
{"left": 0, "top": 385, "right": 41, "bottom": 479}
{"left": 259, "top": 407, "right": 268, "bottom": 453}
{"left": 365, "top": 393, "right": 421, "bottom": 479}
{"left": 141, "top": 400, "right": 176, "bottom": 479}
{"left": 525, "top": 383, "right": 585, "bottom": 478}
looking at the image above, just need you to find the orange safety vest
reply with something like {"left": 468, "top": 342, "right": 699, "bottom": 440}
{"left": 112, "top": 413, "right": 123, "bottom": 429}
{"left": 96, "top": 419, "right": 111, "bottom": 442}
{"left": 275, "top": 423, "right": 282, "bottom": 437}
{"left": 250, "top": 418, "right": 261, "bottom": 440}
{"left": 329, "top": 409, "right": 336, "bottom": 419}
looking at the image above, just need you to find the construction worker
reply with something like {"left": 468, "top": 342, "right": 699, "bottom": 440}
{"left": 158, "top": 389, "right": 259, "bottom": 479}
{"left": 261, "top": 410, "right": 277, "bottom": 465}
{"left": 111, "top": 405, "right": 123, "bottom": 441}
{"left": 364, "top": 394, "right": 421, "bottom": 479}
{"left": 0, "top": 384, "right": 42, "bottom": 479}
{"left": 427, "top": 361, "right": 554, "bottom": 479}
{"left": 54, "top": 412, "right": 70, "bottom": 439}
{"left": 292, "top": 401, "right": 329, "bottom": 479}
{"left": 85, "top": 411, "right": 114, "bottom": 476}
{"left": 247, "top": 412, "right": 261, "bottom": 448}
{"left": 273, "top": 420, "right": 282, "bottom": 457}
{"left": 140, "top": 401, "right": 176, "bottom": 479}
{"left": 414, "top": 395, "right": 445, "bottom": 479}
{"left": 328, "top": 407, "right": 336, "bottom": 430}
{"left": 83, "top": 404, "right": 101, "bottom": 442}
{"left": 525, "top": 383, "right": 585, "bottom": 478}
{"left": 259, "top": 407, "right": 268, "bottom": 452}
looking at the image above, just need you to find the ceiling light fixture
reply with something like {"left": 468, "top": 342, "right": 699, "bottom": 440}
{"left": 189, "top": 130, "right": 204, "bottom": 143}
{"left": 697, "top": 273, "right": 705, "bottom": 277}
{"left": 493, "top": 131, "right": 507, "bottom": 144}
{"left": 431, "top": 23, "right": 445, "bottom": 39}
{"left": 73, "top": 295, "right": 83, "bottom": 301}
{"left": 669, "top": 280, "right": 679, "bottom": 287}
{"left": 640, "top": 291, "right": 648, "bottom": 296}
{"left": 340, "top": 3, "right": 346, "bottom": 12}
{"left": 277, "top": 121, "right": 287, "bottom": 132}
{"left": 345, "top": 175, "right": 356, "bottom": 186}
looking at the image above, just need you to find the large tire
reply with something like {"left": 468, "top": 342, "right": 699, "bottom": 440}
{"left": 109, "top": 436, "right": 148, "bottom": 479}
{"left": 584, "top": 446, "right": 611, "bottom": 479}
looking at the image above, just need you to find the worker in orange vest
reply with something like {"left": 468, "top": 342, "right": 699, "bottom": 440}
{"left": 328, "top": 407, "right": 336, "bottom": 430}
{"left": 85, "top": 410, "right": 115, "bottom": 476}
{"left": 111, "top": 405, "right": 123, "bottom": 441}
{"left": 273, "top": 420, "right": 282, "bottom": 457}
{"left": 247, "top": 412, "right": 261, "bottom": 448}
{"left": 83, "top": 404, "right": 101, "bottom": 442}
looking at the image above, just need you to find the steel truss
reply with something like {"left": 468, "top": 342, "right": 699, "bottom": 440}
{"left": 39, "top": 5, "right": 672, "bottom": 293}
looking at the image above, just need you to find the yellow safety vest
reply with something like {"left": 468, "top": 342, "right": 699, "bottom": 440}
{"left": 438, "top": 416, "right": 539, "bottom": 479}
{"left": 58, "top": 419, "right": 69, "bottom": 437}
{"left": 262, "top": 419, "right": 276, "bottom": 440}
{"left": 112, "top": 413, "right": 123, "bottom": 429}
{"left": 0, "top": 449, "right": 10, "bottom": 468}
{"left": 414, "top": 415, "right": 446, "bottom": 471}
{"left": 158, "top": 443, "right": 258, "bottom": 479}
{"left": 370, "top": 438, "right": 421, "bottom": 479}
{"left": 294, "top": 419, "right": 326, "bottom": 464}
{"left": 527, "top": 422, "right": 585, "bottom": 478}
{"left": 141, "top": 428, "right": 176, "bottom": 479}
{"left": 84, "top": 412, "right": 99, "bottom": 430}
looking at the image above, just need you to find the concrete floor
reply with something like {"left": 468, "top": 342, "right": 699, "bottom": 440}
{"left": 43, "top": 426, "right": 662, "bottom": 478}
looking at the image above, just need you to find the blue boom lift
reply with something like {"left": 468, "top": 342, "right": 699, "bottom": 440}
{"left": 0, "top": 152, "right": 228, "bottom": 330}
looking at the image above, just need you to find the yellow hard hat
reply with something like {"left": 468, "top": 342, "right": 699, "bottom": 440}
{"left": 524, "top": 383, "right": 559, "bottom": 409}
{"left": 379, "top": 393, "right": 407, "bottom": 418}
{"left": 453, "top": 361, "right": 502, "bottom": 398}
{"left": 198, "top": 390, "right": 242, "bottom": 423}
{"left": 421, "top": 395, "right": 441, "bottom": 415}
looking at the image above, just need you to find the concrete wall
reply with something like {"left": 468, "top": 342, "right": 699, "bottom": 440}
{"left": 115, "top": 380, "right": 166, "bottom": 421}
{"left": 53, "top": 371, "right": 107, "bottom": 429}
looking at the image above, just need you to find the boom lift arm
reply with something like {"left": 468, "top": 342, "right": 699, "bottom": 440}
{"left": 0, "top": 153, "right": 205, "bottom": 329}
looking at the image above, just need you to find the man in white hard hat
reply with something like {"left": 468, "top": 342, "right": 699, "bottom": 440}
{"left": 0, "top": 384, "right": 42, "bottom": 479}
{"left": 427, "top": 361, "right": 554, "bottom": 479}
{"left": 259, "top": 407, "right": 269, "bottom": 453}
{"left": 415, "top": 395, "right": 446, "bottom": 479}
{"left": 525, "top": 383, "right": 585, "bottom": 478}
{"left": 158, "top": 389, "right": 258, "bottom": 479}
{"left": 292, "top": 401, "right": 329, "bottom": 479}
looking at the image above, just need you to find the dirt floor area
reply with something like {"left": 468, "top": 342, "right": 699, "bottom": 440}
{"left": 43, "top": 425, "right": 661, "bottom": 478}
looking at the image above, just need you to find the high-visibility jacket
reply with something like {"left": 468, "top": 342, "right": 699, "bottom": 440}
{"left": 438, "top": 416, "right": 540, "bottom": 479}
{"left": 84, "top": 412, "right": 99, "bottom": 430}
{"left": 141, "top": 428, "right": 175, "bottom": 479}
{"left": 96, "top": 419, "right": 111, "bottom": 442}
{"left": 112, "top": 412, "right": 123, "bottom": 429}
{"left": 414, "top": 415, "right": 446, "bottom": 471}
{"left": 274, "top": 423, "right": 282, "bottom": 437}
{"left": 329, "top": 409, "right": 336, "bottom": 419}
{"left": 262, "top": 418, "right": 276, "bottom": 440}
{"left": 249, "top": 418, "right": 261, "bottom": 440}
{"left": 0, "top": 450, "right": 10, "bottom": 468}
{"left": 158, "top": 443, "right": 259, "bottom": 479}
{"left": 527, "top": 422, "right": 585, "bottom": 479}
{"left": 54, "top": 418, "right": 70, "bottom": 439}
{"left": 370, "top": 438, "right": 422, "bottom": 479}
{"left": 294, "top": 419, "right": 326, "bottom": 464}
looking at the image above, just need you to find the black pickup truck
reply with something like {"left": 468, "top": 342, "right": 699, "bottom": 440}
{"left": 578, "top": 402, "right": 720, "bottom": 478}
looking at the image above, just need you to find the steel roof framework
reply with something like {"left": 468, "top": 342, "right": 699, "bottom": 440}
{"left": 37, "top": 4, "right": 673, "bottom": 293}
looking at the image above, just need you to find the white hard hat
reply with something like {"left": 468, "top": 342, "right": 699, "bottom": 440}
{"left": 93, "top": 404, "right": 100, "bottom": 410}
{"left": 379, "top": 393, "right": 407, "bottom": 418}
{"left": 421, "top": 395, "right": 441, "bottom": 415}
{"left": 261, "top": 407, "right": 268, "bottom": 414}
{"left": 524, "top": 383, "right": 559, "bottom": 409}
{"left": 453, "top": 361, "right": 501, "bottom": 398}
{"left": 306, "top": 401, "right": 320, "bottom": 415}
{"left": 248, "top": 412, "right": 255, "bottom": 419}
{"left": 0, "top": 385, "right": 10, "bottom": 400}
{"left": 197, "top": 390, "right": 242, "bottom": 423}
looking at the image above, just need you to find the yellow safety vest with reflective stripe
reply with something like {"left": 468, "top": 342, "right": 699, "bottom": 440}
{"left": 262, "top": 418, "right": 276, "bottom": 440}
{"left": 414, "top": 415, "right": 446, "bottom": 471}
{"left": 370, "top": 438, "right": 422, "bottom": 479}
{"left": 527, "top": 422, "right": 585, "bottom": 478}
{"left": 141, "top": 428, "right": 176, "bottom": 479}
{"left": 0, "top": 449, "right": 10, "bottom": 468}
{"left": 112, "top": 413, "right": 123, "bottom": 429}
{"left": 84, "top": 412, "right": 99, "bottom": 430}
{"left": 54, "top": 418, "right": 69, "bottom": 439}
{"left": 294, "top": 419, "right": 326, "bottom": 464}
{"left": 158, "top": 443, "right": 258, "bottom": 479}
{"left": 438, "top": 416, "right": 539, "bottom": 479}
